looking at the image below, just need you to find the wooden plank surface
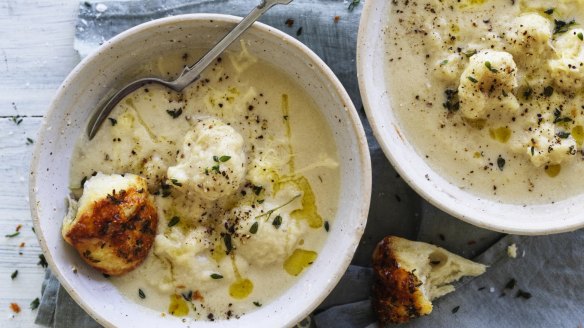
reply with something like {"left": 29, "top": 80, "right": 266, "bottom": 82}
{"left": 0, "top": 0, "right": 80, "bottom": 326}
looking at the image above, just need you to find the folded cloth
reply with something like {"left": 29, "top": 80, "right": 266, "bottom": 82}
{"left": 35, "top": 1, "right": 583, "bottom": 327}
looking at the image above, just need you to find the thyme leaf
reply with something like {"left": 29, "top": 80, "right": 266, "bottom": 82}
{"left": 348, "top": 0, "right": 360, "bottom": 12}
{"left": 168, "top": 216, "right": 180, "bottom": 227}
{"left": 166, "top": 108, "right": 183, "bottom": 118}
{"left": 249, "top": 222, "right": 259, "bottom": 234}
{"left": 485, "top": 61, "right": 498, "bottom": 73}
{"left": 554, "top": 19, "right": 577, "bottom": 34}
{"left": 272, "top": 215, "right": 283, "bottom": 229}
{"left": 497, "top": 156, "right": 506, "bottom": 171}
{"left": 30, "top": 298, "right": 40, "bottom": 310}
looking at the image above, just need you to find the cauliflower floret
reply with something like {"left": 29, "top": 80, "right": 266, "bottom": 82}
{"left": 527, "top": 123, "right": 577, "bottom": 167}
{"left": 458, "top": 50, "right": 519, "bottom": 120}
{"left": 506, "top": 14, "right": 552, "bottom": 57}
{"left": 167, "top": 117, "right": 246, "bottom": 201}
{"left": 549, "top": 28, "right": 584, "bottom": 91}
{"left": 228, "top": 184, "right": 306, "bottom": 266}
{"left": 153, "top": 226, "right": 225, "bottom": 292}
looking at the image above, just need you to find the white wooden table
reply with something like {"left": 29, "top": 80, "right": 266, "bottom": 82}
{"left": 1, "top": 1, "right": 80, "bottom": 326}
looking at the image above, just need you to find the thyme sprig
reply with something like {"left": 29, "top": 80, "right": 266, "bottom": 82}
{"left": 255, "top": 194, "right": 301, "bottom": 221}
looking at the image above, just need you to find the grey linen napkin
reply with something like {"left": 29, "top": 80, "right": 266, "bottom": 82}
{"left": 36, "top": 1, "right": 584, "bottom": 327}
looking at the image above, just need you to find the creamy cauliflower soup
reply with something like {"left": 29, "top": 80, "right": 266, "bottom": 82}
{"left": 385, "top": 0, "right": 584, "bottom": 204}
{"left": 64, "top": 45, "right": 340, "bottom": 320}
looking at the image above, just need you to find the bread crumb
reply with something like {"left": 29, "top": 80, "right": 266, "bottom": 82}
{"left": 507, "top": 244, "right": 517, "bottom": 258}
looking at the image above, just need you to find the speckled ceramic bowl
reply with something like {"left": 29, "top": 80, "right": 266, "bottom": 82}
{"left": 30, "top": 14, "right": 371, "bottom": 327}
{"left": 357, "top": 0, "right": 584, "bottom": 235}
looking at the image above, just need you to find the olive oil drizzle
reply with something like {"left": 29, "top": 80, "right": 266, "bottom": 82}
{"left": 281, "top": 93, "right": 295, "bottom": 173}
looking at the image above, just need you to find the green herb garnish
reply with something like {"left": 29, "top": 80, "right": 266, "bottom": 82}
{"left": 223, "top": 234, "right": 233, "bottom": 254}
{"left": 523, "top": 87, "right": 533, "bottom": 100}
{"left": 553, "top": 108, "right": 572, "bottom": 123}
{"left": 504, "top": 278, "right": 517, "bottom": 290}
{"left": 543, "top": 86, "right": 554, "bottom": 97}
{"left": 210, "top": 273, "right": 223, "bottom": 279}
{"left": 37, "top": 254, "right": 48, "bottom": 268}
{"left": 557, "top": 131, "right": 571, "bottom": 139}
{"left": 252, "top": 185, "right": 263, "bottom": 196}
{"left": 26, "top": 138, "right": 34, "bottom": 145}
{"left": 554, "top": 19, "right": 577, "bottom": 35}
{"left": 440, "top": 60, "right": 449, "bottom": 66}
{"left": 516, "top": 290, "right": 532, "bottom": 299}
{"left": 544, "top": 8, "right": 554, "bottom": 15}
{"left": 579, "top": 32, "right": 584, "bottom": 41}
{"left": 168, "top": 216, "right": 180, "bottom": 227}
{"left": 497, "top": 156, "right": 506, "bottom": 171}
{"left": 464, "top": 49, "right": 477, "bottom": 58}
{"left": 219, "top": 155, "right": 231, "bottom": 162}
{"left": 30, "top": 298, "right": 40, "bottom": 310}
{"left": 166, "top": 108, "right": 183, "bottom": 118}
{"left": 10, "top": 115, "right": 23, "bottom": 125}
{"left": 5, "top": 232, "right": 20, "bottom": 238}
{"left": 485, "top": 61, "right": 497, "bottom": 73}
{"left": 108, "top": 117, "right": 117, "bottom": 126}
{"left": 11, "top": 270, "right": 18, "bottom": 280}
{"left": 443, "top": 89, "right": 460, "bottom": 112}
{"left": 170, "top": 179, "right": 182, "bottom": 187}
{"left": 467, "top": 76, "right": 478, "bottom": 83}
{"left": 324, "top": 221, "right": 330, "bottom": 232}
{"left": 138, "top": 289, "right": 146, "bottom": 299}
{"left": 253, "top": 301, "right": 262, "bottom": 307}
{"left": 249, "top": 222, "right": 259, "bottom": 234}
{"left": 348, "top": 0, "right": 360, "bottom": 12}
{"left": 272, "top": 215, "right": 283, "bottom": 229}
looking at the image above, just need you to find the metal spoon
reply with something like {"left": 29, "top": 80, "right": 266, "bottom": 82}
{"left": 87, "top": 0, "right": 293, "bottom": 140}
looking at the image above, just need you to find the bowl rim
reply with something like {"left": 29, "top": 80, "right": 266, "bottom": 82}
{"left": 356, "top": 0, "right": 584, "bottom": 235}
{"left": 30, "top": 13, "right": 372, "bottom": 327}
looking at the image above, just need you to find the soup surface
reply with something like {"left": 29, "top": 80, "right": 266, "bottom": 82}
{"left": 68, "top": 45, "right": 339, "bottom": 320}
{"left": 385, "top": 0, "right": 584, "bottom": 204}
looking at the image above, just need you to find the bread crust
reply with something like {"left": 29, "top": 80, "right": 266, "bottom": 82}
{"left": 63, "top": 187, "right": 157, "bottom": 276}
{"left": 372, "top": 236, "right": 433, "bottom": 324}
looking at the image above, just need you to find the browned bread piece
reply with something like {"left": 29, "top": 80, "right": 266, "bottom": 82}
{"left": 62, "top": 173, "right": 158, "bottom": 276}
{"left": 372, "top": 236, "right": 486, "bottom": 324}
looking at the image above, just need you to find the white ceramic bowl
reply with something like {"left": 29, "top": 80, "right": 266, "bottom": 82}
{"left": 30, "top": 14, "right": 371, "bottom": 327}
{"left": 357, "top": 0, "right": 584, "bottom": 235}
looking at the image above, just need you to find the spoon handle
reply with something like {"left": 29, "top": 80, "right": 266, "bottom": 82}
{"left": 172, "top": 0, "right": 293, "bottom": 90}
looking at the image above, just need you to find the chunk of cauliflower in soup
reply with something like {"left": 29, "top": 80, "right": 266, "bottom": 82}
{"left": 506, "top": 13, "right": 552, "bottom": 58}
{"left": 549, "top": 28, "right": 584, "bottom": 91}
{"left": 167, "top": 117, "right": 246, "bottom": 201}
{"left": 458, "top": 50, "right": 519, "bottom": 120}
{"left": 228, "top": 184, "right": 306, "bottom": 266}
